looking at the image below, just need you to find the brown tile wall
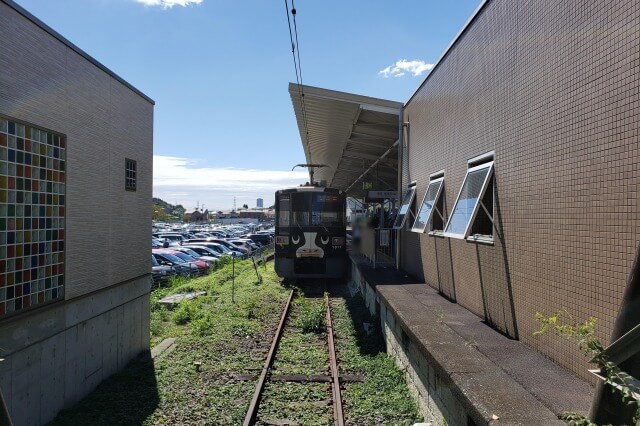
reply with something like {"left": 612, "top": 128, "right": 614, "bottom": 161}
{"left": 401, "top": 0, "right": 640, "bottom": 380}
{"left": 0, "top": 1, "right": 153, "bottom": 299}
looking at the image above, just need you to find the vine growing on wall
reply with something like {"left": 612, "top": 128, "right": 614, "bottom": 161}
{"left": 534, "top": 311, "right": 640, "bottom": 425}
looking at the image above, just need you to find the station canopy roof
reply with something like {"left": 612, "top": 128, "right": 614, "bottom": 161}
{"left": 289, "top": 83, "right": 403, "bottom": 199}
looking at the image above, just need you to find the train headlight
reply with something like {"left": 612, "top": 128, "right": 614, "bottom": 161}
{"left": 332, "top": 237, "right": 345, "bottom": 245}
{"left": 276, "top": 236, "right": 289, "bottom": 246}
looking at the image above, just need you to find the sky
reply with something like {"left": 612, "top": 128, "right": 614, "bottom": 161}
{"left": 16, "top": 0, "right": 481, "bottom": 211}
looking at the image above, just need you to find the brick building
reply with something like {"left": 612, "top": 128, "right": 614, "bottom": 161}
{"left": 0, "top": 1, "right": 153, "bottom": 424}
{"left": 399, "top": 0, "right": 639, "bottom": 382}
{"left": 290, "top": 0, "right": 639, "bottom": 422}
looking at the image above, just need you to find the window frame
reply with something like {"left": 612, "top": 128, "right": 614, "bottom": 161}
{"left": 392, "top": 185, "right": 417, "bottom": 230}
{"left": 278, "top": 195, "right": 291, "bottom": 227}
{"left": 125, "top": 158, "right": 137, "bottom": 192}
{"left": 410, "top": 176, "right": 444, "bottom": 234}
{"left": 443, "top": 160, "right": 494, "bottom": 240}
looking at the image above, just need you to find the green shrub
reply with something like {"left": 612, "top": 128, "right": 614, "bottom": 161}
{"left": 191, "top": 312, "right": 216, "bottom": 337}
{"left": 172, "top": 300, "right": 201, "bottom": 325}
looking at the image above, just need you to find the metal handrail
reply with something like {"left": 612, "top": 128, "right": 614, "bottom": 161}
{"left": 604, "top": 322, "right": 640, "bottom": 366}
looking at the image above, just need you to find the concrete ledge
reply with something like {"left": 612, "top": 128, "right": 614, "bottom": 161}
{"left": 350, "top": 255, "right": 592, "bottom": 424}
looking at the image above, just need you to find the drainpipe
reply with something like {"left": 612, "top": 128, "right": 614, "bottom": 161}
{"left": 396, "top": 108, "right": 407, "bottom": 271}
{"left": 589, "top": 257, "right": 640, "bottom": 424}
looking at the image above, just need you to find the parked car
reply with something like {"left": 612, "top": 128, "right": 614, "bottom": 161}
{"left": 184, "top": 242, "right": 244, "bottom": 258}
{"left": 187, "top": 239, "right": 246, "bottom": 258}
{"left": 164, "top": 250, "right": 210, "bottom": 275}
{"left": 152, "top": 255, "right": 175, "bottom": 286}
{"left": 208, "top": 239, "right": 249, "bottom": 255}
{"left": 152, "top": 237, "right": 165, "bottom": 249}
{"left": 246, "top": 233, "right": 273, "bottom": 246}
{"left": 157, "top": 233, "right": 187, "bottom": 245}
{"left": 174, "top": 246, "right": 219, "bottom": 265}
{"left": 152, "top": 250, "right": 199, "bottom": 277}
{"left": 185, "top": 245, "right": 222, "bottom": 259}
{"left": 241, "top": 239, "right": 261, "bottom": 251}
{"left": 228, "top": 239, "right": 254, "bottom": 254}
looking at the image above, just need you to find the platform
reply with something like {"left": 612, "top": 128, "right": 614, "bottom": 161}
{"left": 350, "top": 254, "right": 594, "bottom": 425}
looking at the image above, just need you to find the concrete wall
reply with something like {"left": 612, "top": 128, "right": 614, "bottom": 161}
{"left": 0, "top": 1, "right": 153, "bottom": 423}
{"left": 352, "top": 263, "right": 470, "bottom": 425}
{"left": 0, "top": 276, "right": 150, "bottom": 425}
{"left": 400, "top": 0, "right": 640, "bottom": 381}
{"left": 382, "top": 304, "right": 468, "bottom": 426}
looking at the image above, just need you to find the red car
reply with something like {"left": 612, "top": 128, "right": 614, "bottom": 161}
{"left": 155, "top": 249, "right": 210, "bottom": 276}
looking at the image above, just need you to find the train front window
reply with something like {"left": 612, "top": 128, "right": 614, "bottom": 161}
{"left": 311, "top": 193, "right": 345, "bottom": 227}
{"left": 278, "top": 196, "right": 291, "bottom": 227}
{"left": 292, "top": 193, "right": 310, "bottom": 227}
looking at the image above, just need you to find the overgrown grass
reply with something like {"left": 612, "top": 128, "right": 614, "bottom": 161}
{"left": 53, "top": 259, "right": 289, "bottom": 426}
{"left": 332, "top": 294, "right": 422, "bottom": 425}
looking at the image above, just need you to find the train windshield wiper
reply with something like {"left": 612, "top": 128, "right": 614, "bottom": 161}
{"left": 319, "top": 221, "right": 329, "bottom": 234}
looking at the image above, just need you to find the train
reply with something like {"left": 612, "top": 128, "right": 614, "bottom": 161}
{"left": 274, "top": 185, "right": 347, "bottom": 279}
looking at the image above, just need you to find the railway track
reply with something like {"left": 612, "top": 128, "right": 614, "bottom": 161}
{"left": 243, "top": 288, "right": 346, "bottom": 426}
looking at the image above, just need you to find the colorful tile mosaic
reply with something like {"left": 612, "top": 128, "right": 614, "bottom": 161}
{"left": 0, "top": 117, "right": 66, "bottom": 317}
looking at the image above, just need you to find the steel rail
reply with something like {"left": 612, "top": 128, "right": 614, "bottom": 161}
{"left": 243, "top": 290, "right": 295, "bottom": 426}
{"left": 326, "top": 294, "right": 345, "bottom": 426}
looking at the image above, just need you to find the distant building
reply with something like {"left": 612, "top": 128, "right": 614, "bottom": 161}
{"left": 240, "top": 210, "right": 266, "bottom": 220}
{"left": 0, "top": 1, "right": 153, "bottom": 424}
{"left": 256, "top": 198, "right": 264, "bottom": 208}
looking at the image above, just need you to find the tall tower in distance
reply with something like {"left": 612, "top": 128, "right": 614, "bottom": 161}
{"left": 256, "top": 198, "right": 264, "bottom": 209}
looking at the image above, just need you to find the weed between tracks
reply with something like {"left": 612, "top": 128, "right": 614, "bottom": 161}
{"left": 258, "top": 296, "right": 333, "bottom": 425}
{"left": 272, "top": 296, "right": 328, "bottom": 375}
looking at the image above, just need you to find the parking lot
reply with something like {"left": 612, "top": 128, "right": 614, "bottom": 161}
{"left": 151, "top": 222, "right": 275, "bottom": 287}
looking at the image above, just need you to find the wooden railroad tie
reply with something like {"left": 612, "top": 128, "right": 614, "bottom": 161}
{"left": 234, "top": 373, "right": 365, "bottom": 383}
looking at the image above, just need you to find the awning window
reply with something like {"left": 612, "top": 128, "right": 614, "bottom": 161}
{"left": 444, "top": 159, "right": 494, "bottom": 240}
{"left": 411, "top": 176, "right": 444, "bottom": 233}
{"left": 392, "top": 186, "right": 416, "bottom": 230}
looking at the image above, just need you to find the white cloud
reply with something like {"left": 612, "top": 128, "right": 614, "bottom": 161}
{"left": 379, "top": 59, "right": 434, "bottom": 78}
{"left": 153, "top": 155, "right": 309, "bottom": 210}
{"left": 135, "top": 0, "right": 203, "bottom": 9}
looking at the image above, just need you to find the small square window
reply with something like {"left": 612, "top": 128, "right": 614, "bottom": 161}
{"left": 392, "top": 185, "right": 416, "bottom": 230}
{"left": 411, "top": 176, "right": 444, "bottom": 233}
{"left": 444, "top": 156, "right": 494, "bottom": 240}
{"left": 125, "top": 158, "right": 137, "bottom": 191}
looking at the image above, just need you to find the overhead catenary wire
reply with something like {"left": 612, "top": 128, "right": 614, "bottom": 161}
{"left": 283, "top": 0, "right": 312, "bottom": 165}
